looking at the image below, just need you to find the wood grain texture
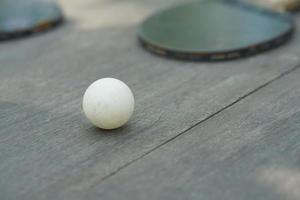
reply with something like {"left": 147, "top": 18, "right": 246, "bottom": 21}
{"left": 83, "top": 62, "right": 300, "bottom": 200}
{"left": 0, "top": 0, "right": 300, "bottom": 199}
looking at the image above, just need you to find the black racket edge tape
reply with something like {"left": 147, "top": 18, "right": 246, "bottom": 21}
{"left": 0, "top": 16, "right": 64, "bottom": 42}
{"left": 138, "top": 27, "right": 294, "bottom": 62}
{"left": 138, "top": 0, "right": 296, "bottom": 62}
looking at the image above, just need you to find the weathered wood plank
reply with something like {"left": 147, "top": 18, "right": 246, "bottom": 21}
{"left": 83, "top": 61, "right": 300, "bottom": 200}
{"left": 0, "top": 0, "right": 300, "bottom": 199}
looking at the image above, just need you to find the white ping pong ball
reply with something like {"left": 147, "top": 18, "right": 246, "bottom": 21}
{"left": 82, "top": 78, "right": 135, "bottom": 130}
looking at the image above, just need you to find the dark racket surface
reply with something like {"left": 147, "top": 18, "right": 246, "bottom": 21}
{"left": 0, "top": 0, "right": 64, "bottom": 41}
{"left": 138, "top": 0, "right": 295, "bottom": 61}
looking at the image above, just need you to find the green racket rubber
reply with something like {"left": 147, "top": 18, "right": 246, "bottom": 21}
{"left": 0, "top": 0, "right": 64, "bottom": 41}
{"left": 138, "top": 0, "right": 294, "bottom": 61}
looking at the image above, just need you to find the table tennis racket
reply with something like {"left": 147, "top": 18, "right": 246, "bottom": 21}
{"left": 0, "top": 0, "right": 63, "bottom": 41}
{"left": 138, "top": 0, "right": 294, "bottom": 61}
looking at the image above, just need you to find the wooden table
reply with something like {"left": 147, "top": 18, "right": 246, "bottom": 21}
{"left": 1, "top": 0, "right": 300, "bottom": 199}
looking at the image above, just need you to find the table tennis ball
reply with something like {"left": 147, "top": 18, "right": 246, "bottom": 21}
{"left": 83, "top": 78, "right": 134, "bottom": 130}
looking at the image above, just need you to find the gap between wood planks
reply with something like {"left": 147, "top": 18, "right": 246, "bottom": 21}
{"left": 96, "top": 63, "right": 300, "bottom": 185}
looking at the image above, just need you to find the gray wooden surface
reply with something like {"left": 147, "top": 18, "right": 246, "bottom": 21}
{"left": 1, "top": 0, "right": 300, "bottom": 199}
{"left": 88, "top": 63, "right": 300, "bottom": 200}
